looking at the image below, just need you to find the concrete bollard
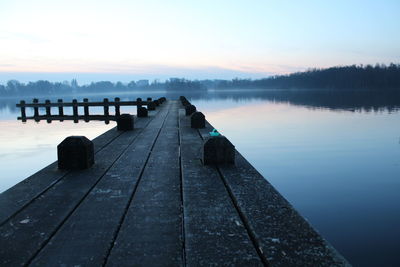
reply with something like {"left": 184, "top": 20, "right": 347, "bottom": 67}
{"left": 203, "top": 135, "right": 235, "bottom": 165}
{"left": 191, "top": 111, "right": 205, "bottom": 128}
{"left": 185, "top": 105, "right": 196, "bottom": 116}
{"left": 58, "top": 136, "right": 94, "bottom": 170}
{"left": 117, "top": 114, "right": 134, "bottom": 131}
{"left": 137, "top": 106, "right": 148, "bottom": 117}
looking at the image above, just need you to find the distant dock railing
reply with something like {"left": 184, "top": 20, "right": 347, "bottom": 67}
{"left": 16, "top": 97, "right": 166, "bottom": 124}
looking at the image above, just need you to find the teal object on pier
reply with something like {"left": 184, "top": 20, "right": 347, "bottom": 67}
{"left": 209, "top": 129, "right": 220, "bottom": 137}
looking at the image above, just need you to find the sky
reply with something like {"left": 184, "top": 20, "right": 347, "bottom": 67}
{"left": 0, "top": 0, "right": 399, "bottom": 83}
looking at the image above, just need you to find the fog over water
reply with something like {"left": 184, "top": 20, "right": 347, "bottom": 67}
{"left": 1, "top": 89, "right": 399, "bottom": 266}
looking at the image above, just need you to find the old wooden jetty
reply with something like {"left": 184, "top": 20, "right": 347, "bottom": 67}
{"left": 0, "top": 97, "right": 350, "bottom": 266}
{"left": 16, "top": 97, "right": 161, "bottom": 123}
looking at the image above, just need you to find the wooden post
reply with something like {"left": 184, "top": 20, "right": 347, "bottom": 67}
{"left": 58, "top": 99, "right": 64, "bottom": 122}
{"left": 45, "top": 99, "right": 51, "bottom": 123}
{"left": 203, "top": 136, "right": 235, "bottom": 165}
{"left": 147, "top": 101, "right": 156, "bottom": 111}
{"left": 137, "top": 107, "right": 148, "bottom": 117}
{"left": 33, "top": 98, "right": 39, "bottom": 122}
{"left": 115, "top": 97, "right": 120, "bottom": 117}
{"left": 83, "top": 98, "right": 89, "bottom": 122}
{"left": 72, "top": 99, "right": 78, "bottom": 123}
{"left": 191, "top": 111, "right": 205, "bottom": 128}
{"left": 58, "top": 136, "right": 94, "bottom": 169}
{"left": 185, "top": 104, "right": 196, "bottom": 116}
{"left": 20, "top": 100, "right": 26, "bottom": 122}
{"left": 136, "top": 97, "right": 142, "bottom": 114}
{"left": 104, "top": 98, "right": 109, "bottom": 124}
{"left": 116, "top": 114, "right": 134, "bottom": 131}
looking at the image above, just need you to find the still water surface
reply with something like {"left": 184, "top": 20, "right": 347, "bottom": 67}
{"left": 0, "top": 90, "right": 399, "bottom": 266}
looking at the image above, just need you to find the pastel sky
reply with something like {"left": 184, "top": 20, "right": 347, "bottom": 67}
{"left": 0, "top": 0, "right": 399, "bottom": 83}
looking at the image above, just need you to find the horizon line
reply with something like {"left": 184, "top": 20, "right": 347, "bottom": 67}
{"left": 0, "top": 62, "right": 398, "bottom": 85}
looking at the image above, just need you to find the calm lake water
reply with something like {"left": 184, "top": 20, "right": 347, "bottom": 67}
{"left": 0, "top": 89, "right": 399, "bottom": 266}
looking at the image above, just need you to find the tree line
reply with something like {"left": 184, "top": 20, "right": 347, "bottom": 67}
{"left": 1, "top": 64, "right": 399, "bottom": 96}
{"left": 215, "top": 64, "right": 400, "bottom": 90}
{"left": 0, "top": 78, "right": 206, "bottom": 97}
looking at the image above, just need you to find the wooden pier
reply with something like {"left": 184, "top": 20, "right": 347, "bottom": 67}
{"left": 16, "top": 97, "right": 164, "bottom": 123}
{"left": 0, "top": 98, "right": 350, "bottom": 266}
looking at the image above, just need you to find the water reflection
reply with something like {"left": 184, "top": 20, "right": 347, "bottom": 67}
{"left": 201, "top": 89, "right": 400, "bottom": 112}
{"left": 0, "top": 120, "right": 115, "bottom": 191}
{"left": 1, "top": 89, "right": 400, "bottom": 118}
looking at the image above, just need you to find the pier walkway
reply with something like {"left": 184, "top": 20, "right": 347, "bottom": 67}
{"left": 0, "top": 99, "right": 350, "bottom": 266}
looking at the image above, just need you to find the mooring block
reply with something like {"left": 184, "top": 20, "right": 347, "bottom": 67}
{"left": 185, "top": 105, "right": 196, "bottom": 116}
{"left": 137, "top": 107, "right": 148, "bottom": 117}
{"left": 182, "top": 99, "right": 190, "bottom": 106}
{"left": 58, "top": 136, "right": 94, "bottom": 170}
{"left": 203, "top": 136, "right": 235, "bottom": 165}
{"left": 147, "top": 102, "right": 156, "bottom": 110}
{"left": 117, "top": 114, "right": 134, "bottom": 131}
{"left": 180, "top": 96, "right": 190, "bottom": 106}
{"left": 191, "top": 111, "right": 205, "bottom": 128}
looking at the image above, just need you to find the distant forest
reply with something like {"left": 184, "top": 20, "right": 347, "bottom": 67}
{"left": 1, "top": 64, "right": 399, "bottom": 96}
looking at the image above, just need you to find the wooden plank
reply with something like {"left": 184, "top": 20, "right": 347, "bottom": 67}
{"left": 0, "top": 108, "right": 164, "bottom": 266}
{"left": 105, "top": 101, "right": 183, "bottom": 266}
{"left": 29, "top": 102, "right": 172, "bottom": 266}
{"left": 16, "top": 100, "right": 152, "bottom": 107}
{"left": 198, "top": 121, "right": 350, "bottom": 266}
{"left": 18, "top": 115, "right": 119, "bottom": 122}
{"left": 0, "top": 108, "right": 160, "bottom": 226}
{"left": 178, "top": 109, "right": 263, "bottom": 266}
{"left": 0, "top": 128, "right": 119, "bottom": 226}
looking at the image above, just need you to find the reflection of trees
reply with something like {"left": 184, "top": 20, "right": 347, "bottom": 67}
{"left": 187, "top": 90, "right": 400, "bottom": 113}
{"left": 0, "top": 98, "right": 21, "bottom": 113}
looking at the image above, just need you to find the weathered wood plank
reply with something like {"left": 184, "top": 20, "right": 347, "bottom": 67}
{"left": 198, "top": 121, "right": 350, "bottom": 266}
{"left": 0, "top": 128, "right": 120, "bottom": 226}
{"left": 0, "top": 109, "right": 160, "bottom": 226}
{"left": 0, "top": 109, "right": 163, "bottom": 266}
{"left": 29, "top": 102, "right": 172, "bottom": 266}
{"left": 105, "top": 101, "right": 183, "bottom": 266}
{"left": 18, "top": 115, "right": 120, "bottom": 122}
{"left": 16, "top": 100, "right": 151, "bottom": 107}
{"left": 178, "top": 109, "right": 263, "bottom": 266}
